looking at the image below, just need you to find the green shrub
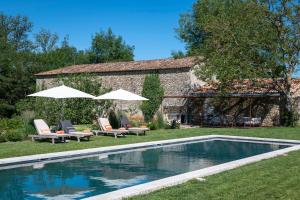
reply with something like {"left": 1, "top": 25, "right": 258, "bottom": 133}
{"left": 156, "top": 112, "right": 165, "bottom": 129}
{"left": 148, "top": 122, "right": 157, "bottom": 130}
{"left": 4, "top": 129, "right": 24, "bottom": 142}
{"left": 164, "top": 120, "right": 180, "bottom": 129}
{"left": 22, "top": 123, "right": 36, "bottom": 136}
{"left": 0, "top": 116, "right": 32, "bottom": 142}
{"left": 0, "top": 130, "right": 7, "bottom": 142}
{"left": 140, "top": 74, "right": 164, "bottom": 122}
{"left": 0, "top": 117, "right": 23, "bottom": 129}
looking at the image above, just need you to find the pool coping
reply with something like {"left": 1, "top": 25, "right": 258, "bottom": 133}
{"left": 1, "top": 135, "right": 300, "bottom": 199}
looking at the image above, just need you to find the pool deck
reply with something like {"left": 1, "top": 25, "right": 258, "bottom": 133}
{"left": 1, "top": 135, "right": 300, "bottom": 199}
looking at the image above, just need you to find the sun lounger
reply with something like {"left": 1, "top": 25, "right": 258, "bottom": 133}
{"left": 58, "top": 120, "right": 93, "bottom": 142}
{"left": 120, "top": 115, "right": 149, "bottom": 136}
{"left": 29, "top": 119, "right": 70, "bottom": 144}
{"left": 93, "top": 118, "right": 128, "bottom": 138}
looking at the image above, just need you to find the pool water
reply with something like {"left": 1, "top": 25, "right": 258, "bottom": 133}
{"left": 0, "top": 139, "right": 289, "bottom": 199}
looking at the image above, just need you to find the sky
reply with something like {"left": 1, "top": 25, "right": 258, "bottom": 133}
{"left": 0, "top": 0, "right": 195, "bottom": 61}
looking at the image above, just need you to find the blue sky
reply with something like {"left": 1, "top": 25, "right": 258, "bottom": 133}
{"left": 1, "top": 0, "right": 299, "bottom": 77}
{"left": 0, "top": 0, "right": 195, "bottom": 61}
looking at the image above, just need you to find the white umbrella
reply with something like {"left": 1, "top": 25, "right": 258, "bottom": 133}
{"left": 94, "top": 89, "right": 148, "bottom": 101}
{"left": 94, "top": 89, "right": 148, "bottom": 126}
{"left": 28, "top": 85, "right": 95, "bottom": 119}
{"left": 28, "top": 85, "right": 95, "bottom": 99}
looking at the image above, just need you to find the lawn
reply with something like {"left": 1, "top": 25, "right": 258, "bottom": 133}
{"left": 1, "top": 127, "right": 300, "bottom": 199}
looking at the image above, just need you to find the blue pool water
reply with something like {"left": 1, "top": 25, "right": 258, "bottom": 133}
{"left": 0, "top": 139, "right": 289, "bottom": 199}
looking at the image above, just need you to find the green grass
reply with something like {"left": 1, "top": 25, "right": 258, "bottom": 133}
{"left": 1, "top": 127, "right": 300, "bottom": 159}
{"left": 1, "top": 127, "right": 300, "bottom": 199}
{"left": 128, "top": 150, "right": 300, "bottom": 200}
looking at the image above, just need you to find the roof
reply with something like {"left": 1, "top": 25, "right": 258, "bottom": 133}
{"left": 36, "top": 57, "right": 197, "bottom": 76}
{"left": 192, "top": 78, "right": 300, "bottom": 97}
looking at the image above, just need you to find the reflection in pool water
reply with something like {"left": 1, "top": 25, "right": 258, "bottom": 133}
{"left": 0, "top": 140, "right": 289, "bottom": 199}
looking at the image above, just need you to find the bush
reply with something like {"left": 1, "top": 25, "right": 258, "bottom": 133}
{"left": 140, "top": 74, "right": 164, "bottom": 122}
{"left": 156, "top": 112, "right": 165, "bottom": 129}
{"left": 0, "top": 130, "right": 7, "bottom": 142}
{"left": 4, "top": 129, "right": 24, "bottom": 142}
{"left": 165, "top": 120, "right": 181, "bottom": 129}
{"left": 0, "top": 117, "right": 31, "bottom": 142}
{"left": 148, "top": 122, "right": 157, "bottom": 130}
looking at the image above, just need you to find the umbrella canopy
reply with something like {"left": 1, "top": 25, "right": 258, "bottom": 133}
{"left": 94, "top": 89, "right": 148, "bottom": 101}
{"left": 28, "top": 85, "right": 95, "bottom": 99}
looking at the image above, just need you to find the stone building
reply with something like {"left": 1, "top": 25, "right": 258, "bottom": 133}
{"left": 35, "top": 57, "right": 300, "bottom": 126}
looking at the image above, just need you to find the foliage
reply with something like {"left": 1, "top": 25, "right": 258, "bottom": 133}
{"left": 4, "top": 129, "right": 24, "bottom": 142}
{"left": 155, "top": 112, "right": 165, "bottom": 129}
{"left": 140, "top": 74, "right": 164, "bottom": 122}
{"left": 171, "top": 50, "right": 186, "bottom": 59}
{"left": 34, "top": 28, "right": 59, "bottom": 53}
{"left": 0, "top": 13, "right": 134, "bottom": 118}
{"left": 165, "top": 120, "right": 180, "bottom": 129}
{"left": 108, "top": 110, "right": 120, "bottom": 129}
{"left": 0, "top": 116, "right": 33, "bottom": 142}
{"left": 148, "top": 122, "right": 157, "bottom": 130}
{"left": 89, "top": 28, "right": 134, "bottom": 63}
{"left": 177, "top": 0, "right": 300, "bottom": 126}
{"left": 0, "top": 13, "right": 35, "bottom": 117}
{"left": 34, "top": 74, "right": 111, "bottom": 125}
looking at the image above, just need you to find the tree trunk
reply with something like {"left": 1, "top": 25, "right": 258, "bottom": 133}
{"left": 280, "top": 77, "right": 294, "bottom": 126}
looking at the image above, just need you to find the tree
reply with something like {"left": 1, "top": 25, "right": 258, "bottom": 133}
{"left": 35, "top": 35, "right": 90, "bottom": 71}
{"left": 177, "top": 0, "right": 300, "bottom": 125}
{"left": 89, "top": 28, "right": 134, "bottom": 63}
{"left": 140, "top": 74, "right": 164, "bottom": 121}
{"left": 34, "top": 28, "right": 59, "bottom": 53}
{"left": 0, "top": 13, "right": 34, "bottom": 117}
{"left": 259, "top": 0, "right": 300, "bottom": 125}
{"left": 171, "top": 50, "right": 186, "bottom": 59}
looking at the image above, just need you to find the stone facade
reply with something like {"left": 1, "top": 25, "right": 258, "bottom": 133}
{"left": 36, "top": 67, "right": 204, "bottom": 119}
{"left": 36, "top": 57, "right": 300, "bottom": 127}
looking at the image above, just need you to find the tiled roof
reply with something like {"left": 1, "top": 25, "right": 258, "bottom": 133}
{"left": 36, "top": 57, "right": 197, "bottom": 76}
{"left": 193, "top": 78, "right": 300, "bottom": 97}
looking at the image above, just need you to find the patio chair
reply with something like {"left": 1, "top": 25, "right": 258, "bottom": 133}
{"left": 94, "top": 117, "right": 128, "bottom": 138}
{"left": 58, "top": 120, "right": 93, "bottom": 142}
{"left": 120, "top": 115, "right": 149, "bottom": 136}
{"left": 29, "top": 119, "right": 70, "bottom": 144}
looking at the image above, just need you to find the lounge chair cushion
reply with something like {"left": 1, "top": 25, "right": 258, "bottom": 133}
{"left": 105, "top": 125, "right": 112, "bottom": 131}
{"left": 34, "top": 119, "right": 52, "bottom": 135}
{"left": 59, "top": 120, "right": 76, "bottom": 134}
{"left": 99, "top": 118, "right": 111, "bottom": 131}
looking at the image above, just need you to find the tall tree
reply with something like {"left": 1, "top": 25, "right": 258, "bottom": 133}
{"left": 0, "top": 13, "right": 34, "bottom": 117}
{"left": 89, "top": 28, "right": 134, "bottom": 63}
{"left": 259, "top": 0, "right": 300, "bottom": 125}
{"left": 140, "top": 74, "right": 164, "bottom": 122}
{"left": 34, "top": 28, "right": 59, "bottom": 53}
{"left": 177, "top": 0, "right": 300, "bottom": 125}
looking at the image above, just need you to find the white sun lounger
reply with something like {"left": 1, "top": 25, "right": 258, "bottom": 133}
{"left": 93, "top": 118, "right": 128, "bottom": 138}
{"left": 29, "top": 119, "right": 70, "bottom": 144}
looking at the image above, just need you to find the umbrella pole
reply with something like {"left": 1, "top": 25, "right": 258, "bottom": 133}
{"left": 61, "top": 99, "right": 65, "bottom": 120}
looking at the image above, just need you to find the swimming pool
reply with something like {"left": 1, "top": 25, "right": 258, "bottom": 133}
{"left": 0, "top": 136, "right": 299, "bottom": 200}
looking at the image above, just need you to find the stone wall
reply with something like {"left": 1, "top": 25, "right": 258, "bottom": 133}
{"left": 36, "top": 68, "right": 200, "bottom": 113}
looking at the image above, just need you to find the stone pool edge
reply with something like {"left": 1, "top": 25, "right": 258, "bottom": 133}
{"left": 83, "top": 136, "right": 300, "bottom": 200}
